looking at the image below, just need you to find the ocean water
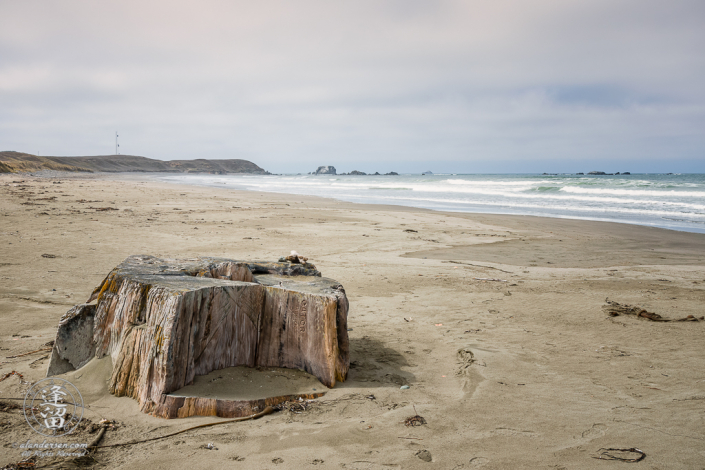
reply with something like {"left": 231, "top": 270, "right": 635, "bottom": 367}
{"left": 154, "top": 173, "right": 705, "bottom": 234}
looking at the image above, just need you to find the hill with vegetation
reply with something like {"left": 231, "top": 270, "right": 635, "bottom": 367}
{"left": 0, "top": 151, "right": 269, "bottom": 174}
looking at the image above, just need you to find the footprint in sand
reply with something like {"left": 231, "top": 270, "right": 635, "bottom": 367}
{"left": 456, "top": 347, "right": 475, "bottom": 373}
{"left": 581, "top": 423, "right": 607, "bottom": 439}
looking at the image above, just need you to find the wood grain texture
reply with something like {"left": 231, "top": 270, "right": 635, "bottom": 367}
{"left": 47, "top": 255, "right": 349, "bottom": 418}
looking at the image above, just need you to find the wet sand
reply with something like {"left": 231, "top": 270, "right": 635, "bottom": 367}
{"left": 1, "top": 172, "right": 704, "bottom": 469}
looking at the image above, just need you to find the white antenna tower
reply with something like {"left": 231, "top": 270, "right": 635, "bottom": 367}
{"left": 115, "top": 131, "right": 120, "bottom": 155}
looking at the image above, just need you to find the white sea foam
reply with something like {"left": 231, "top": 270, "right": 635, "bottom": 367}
{"left": 560, "top": 186, "right": 705, "bottom": 198}
{"left": 155, "top": 173, "right": 705, "bottom": 234}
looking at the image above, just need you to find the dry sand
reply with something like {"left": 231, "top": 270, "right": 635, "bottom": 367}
{"left": 1, "top": 172, "right": 704, "bottom": 469}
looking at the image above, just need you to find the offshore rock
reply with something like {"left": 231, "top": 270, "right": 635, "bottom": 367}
{"left": 314, "top": 165, "right": 336, "bottom": 175}
{"left": 47, "top": 255, "right": 349, "bottom": 418}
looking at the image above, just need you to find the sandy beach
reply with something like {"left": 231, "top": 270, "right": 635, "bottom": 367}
{"left": 1, "top": 172, "right": 704, "bottom": 469}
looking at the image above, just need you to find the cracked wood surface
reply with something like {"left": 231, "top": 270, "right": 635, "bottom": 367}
{"left": 47, "top": 255, "right": 349, "bottom": 418}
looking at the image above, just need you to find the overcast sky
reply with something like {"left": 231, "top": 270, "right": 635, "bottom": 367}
{"left": 1, "top": 1, "right": 703, "bottom": 173}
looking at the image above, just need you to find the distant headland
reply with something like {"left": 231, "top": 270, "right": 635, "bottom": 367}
{"left": 0, "top": 151, "right": 270, "bottom": 174}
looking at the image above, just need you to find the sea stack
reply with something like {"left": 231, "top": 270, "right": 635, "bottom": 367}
{"left": 315, "top": 166, "right": 337, "bottom": 175}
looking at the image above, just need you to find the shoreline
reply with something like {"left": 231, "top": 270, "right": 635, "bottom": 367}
{"left": 27, "top": 169, "right": 705, "bottom": 236}
{"left": 114, "top": 171, "right": 705, "bottom": 241}
{"left": 1, "top": 172, "right": 704, "bottom": 469}
{"left": 148, "top": 171, "right": 705, "bottom": 235}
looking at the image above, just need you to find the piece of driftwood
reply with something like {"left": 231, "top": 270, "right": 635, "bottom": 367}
{"left": 47, "top": 255, "right": 349, "bottom": 419}
{"left": 603, "top": 300, "right": 703, "bottom": 322}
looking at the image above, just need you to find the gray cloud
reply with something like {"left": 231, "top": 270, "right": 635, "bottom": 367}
{"left": 1, "top": 0, "right": 703, "bottom": 173}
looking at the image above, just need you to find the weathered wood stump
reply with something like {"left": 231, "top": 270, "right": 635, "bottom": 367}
{"left": 47, "top": 255, "right": 349, "bottom": 418}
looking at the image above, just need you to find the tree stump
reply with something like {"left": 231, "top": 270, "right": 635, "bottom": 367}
{"left": 47, "top": 255, "right": 349, "bottom": 418}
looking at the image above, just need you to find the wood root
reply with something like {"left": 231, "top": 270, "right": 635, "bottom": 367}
{"left": 92, "top": 406, "right": 275, "bottom": 449}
